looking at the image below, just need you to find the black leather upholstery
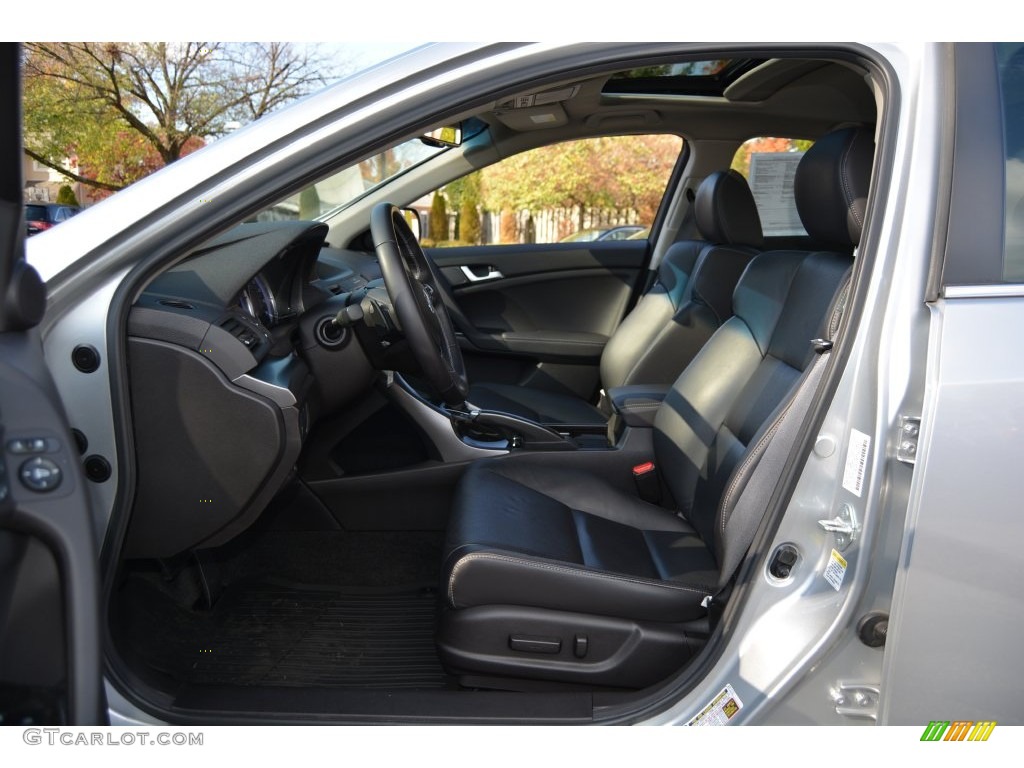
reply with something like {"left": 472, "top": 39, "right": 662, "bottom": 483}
{"left": 468, "top": 171, "right": 763, "bottom": 426}
{"left": 607, "top": 384, "right": 671, "bottom": 428}
{"left": 439, "top": 127, "right": 874, "bottom": 687}
{"left": 445, "top": 456, "right": 717, "bottom": 623}
{"left": 793, "top": 126, "right": 874, "bottom": 248}
{"left": 694, "top": 169, "right": 765, "bottom": 247}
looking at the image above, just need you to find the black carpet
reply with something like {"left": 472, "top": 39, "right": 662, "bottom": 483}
{"left": 118, "top": 577, "right": 450, "bottom": 689}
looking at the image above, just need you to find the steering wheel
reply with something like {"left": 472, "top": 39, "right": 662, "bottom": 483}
{"left": 371, "top": 202, "right": 469, "bottom": 406}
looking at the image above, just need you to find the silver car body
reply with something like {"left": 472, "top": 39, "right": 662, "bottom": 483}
{"left": 23, "top": 41, "right": 1023, "bottom": 726}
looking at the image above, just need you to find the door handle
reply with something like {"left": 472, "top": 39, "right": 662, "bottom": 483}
{"left": 460, "top": 265, "right": 505, "bottom": 283}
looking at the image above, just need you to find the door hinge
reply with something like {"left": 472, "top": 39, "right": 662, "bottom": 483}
{"left": 818, "top": 503, "right": 860, "bottom": 551}
{"left": 830, "top": 681, "right": 880, "bottom": 721}
{"left": 896, "top": 416, "right": 921, "bottom": 464}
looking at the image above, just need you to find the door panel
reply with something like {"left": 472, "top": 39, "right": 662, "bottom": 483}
{"left": 0, "top": 43, "right": 105, "bottom": 725}
{"left": 429, "top": 240, "right": 646, "bottom": 399}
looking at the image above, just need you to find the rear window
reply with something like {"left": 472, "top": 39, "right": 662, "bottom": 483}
{"left": 25, "top": 205, "right": 47, "bottom": 220}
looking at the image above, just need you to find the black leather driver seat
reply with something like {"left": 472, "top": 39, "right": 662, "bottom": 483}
{"left": 466, "top": 170, "right": 764, "bottom": 427}
{"left": 438, "top": 127, "right": 874, "bottom": 688}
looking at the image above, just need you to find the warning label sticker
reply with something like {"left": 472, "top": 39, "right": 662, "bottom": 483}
{"left": 842, "top": 429, "right": 871, "bottom": 497}
{"left": 824, "top": 548, "right": 848, "bottom": 591}
{"left": 687, "top": 683, "right": 744, "bottom": 726}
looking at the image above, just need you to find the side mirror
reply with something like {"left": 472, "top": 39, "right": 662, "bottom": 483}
{"left": 420, "top": 124, "right": 462, "bottom": 148}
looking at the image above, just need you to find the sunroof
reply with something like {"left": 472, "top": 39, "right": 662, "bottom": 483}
{"left": 603, "top": 59, "right": 766, "bottom": 97}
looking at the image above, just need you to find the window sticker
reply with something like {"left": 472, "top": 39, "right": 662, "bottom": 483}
{"left": 748, "top": 152, "right": 806, "bottom": 236}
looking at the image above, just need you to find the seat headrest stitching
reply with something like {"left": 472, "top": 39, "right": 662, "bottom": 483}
{"left": 832, "top": 278, "right": 850, "bottom": 338}
{"left": 714, "top": 176, "right": 729, "bottom": 243}
{"left": 840, "top": 131, "right": 864, "bottom": 231}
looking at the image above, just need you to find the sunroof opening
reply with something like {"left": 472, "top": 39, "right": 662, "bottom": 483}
{"left": 604, "top": 59, "right": 766, "bottom": 96}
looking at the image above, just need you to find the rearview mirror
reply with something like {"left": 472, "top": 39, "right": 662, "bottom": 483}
{"left": 420, "top": 124, "right": 463, "bottom": 148}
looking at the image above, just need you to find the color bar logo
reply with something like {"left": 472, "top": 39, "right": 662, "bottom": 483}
{"left": 920, "top": 721, "right": 997, "bottom": 741}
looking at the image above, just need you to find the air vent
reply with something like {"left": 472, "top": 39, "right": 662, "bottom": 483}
{"left": 159, "top": 299, "right": 195, "bottom": 310}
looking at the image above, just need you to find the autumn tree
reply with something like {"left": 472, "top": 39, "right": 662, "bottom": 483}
{"left": 55, "top": 184, "right": 78, "bottom": 206}
{"left": 22, "top": 42, "right": 333, "bottom": 193}
{"left": 446, "top": 171, "right": 482, "bottom": 244}
{"left": 479, "top": 135, "right": 682, "bottom": 237}
{"left": 428, "top": 193, "right": 448, "bottom": 242}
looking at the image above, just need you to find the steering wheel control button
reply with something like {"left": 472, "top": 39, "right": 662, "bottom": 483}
{"left": 8, "top": 437, "right": 48, "bottom": 454}
{"left": 18, "top": 457, "right": 63, "bottom": 492}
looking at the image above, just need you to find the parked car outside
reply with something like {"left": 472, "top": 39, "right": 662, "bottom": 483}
{"left": 24, "top": 202, "right": 80, "bottom": 236}
{"left": 558, "top": 225, "right": 646, "bottom": 242}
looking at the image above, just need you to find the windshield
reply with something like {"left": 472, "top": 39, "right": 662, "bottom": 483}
{"left": 21, "top": 41, "right": 423, "bottom": 208}
{"left": 252, "top": 137, "right": 447, "bottom": 222}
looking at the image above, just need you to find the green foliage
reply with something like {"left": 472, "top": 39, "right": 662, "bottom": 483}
{"left": 299, "top": 186, "right": 321, "bottom": 219}
{"left": 55, "top": 184, "right": 78, "bottom": 206}
{"left": 480, "top": 135, "right": 683, "bottom": 234}
{"left": 429, "top": 193, "right": 449, "bottom": 241}
{"left": 455, "top": 172, "right": 482, "bottom": 245}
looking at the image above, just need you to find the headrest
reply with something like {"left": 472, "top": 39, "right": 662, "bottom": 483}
{"left": 794, "top": 126, "right": 874, "bottom": 248}
{"left": 695, "top": 169, "right": 764, "bottom": 248}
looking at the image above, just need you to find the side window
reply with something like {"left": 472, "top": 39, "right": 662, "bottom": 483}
{"left": 731, "top": 136, "right": 813, "bottom": 238}
{"left": 999, "top": 42, "right": 1024, "bottom": 282}
{"left": 419, "top": 135, "right": 683, "bottom": 247}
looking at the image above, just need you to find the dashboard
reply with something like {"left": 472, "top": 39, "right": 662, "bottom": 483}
{"left": 122, "top": 220, "right": 380, "bottom": 559}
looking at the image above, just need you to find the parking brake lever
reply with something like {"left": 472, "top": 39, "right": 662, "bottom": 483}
{"left": 449, "top": 407, "right": 575, "bottom": 450}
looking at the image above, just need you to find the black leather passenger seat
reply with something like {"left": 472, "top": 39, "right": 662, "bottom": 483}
{"left": 467, "top": 169, "right": 764, "bottom": 427}
{"left": 438, "top": 127, "right": 875, "bottom": 689}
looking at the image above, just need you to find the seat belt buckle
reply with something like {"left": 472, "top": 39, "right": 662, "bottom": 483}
{"left": 632, "top": 461, "right": 662, "bottom": 504}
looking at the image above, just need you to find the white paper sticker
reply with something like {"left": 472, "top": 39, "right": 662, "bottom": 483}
{"left": 687, "top": 683, "right": 744, "bottom": 726}
{"left": 748, "top": 152, "right": 806, "bottom": 236}
{"left": 842, "top": 429, "right": 871, "bottom": 497}
{"left": 824, "top": 548, "right": 848, "bottom": 591}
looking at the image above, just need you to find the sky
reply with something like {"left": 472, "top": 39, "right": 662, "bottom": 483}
{"left": 1, "top": 1, "right": 1009, "bottom": 42}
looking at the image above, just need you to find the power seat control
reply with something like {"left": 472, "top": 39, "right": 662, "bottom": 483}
{"left": 509, "top": 635, "right": 561, "bottom": 654}
{"left": 18, "top": 456, "right": 62, "bottom": 492}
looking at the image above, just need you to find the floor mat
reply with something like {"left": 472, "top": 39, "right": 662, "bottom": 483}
{"left": 120, "top": 578, "right": 450, "bottom": 689}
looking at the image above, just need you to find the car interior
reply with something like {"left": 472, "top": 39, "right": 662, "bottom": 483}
{"left": 104, "top": 52, "right": 881, "bottom": 722}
